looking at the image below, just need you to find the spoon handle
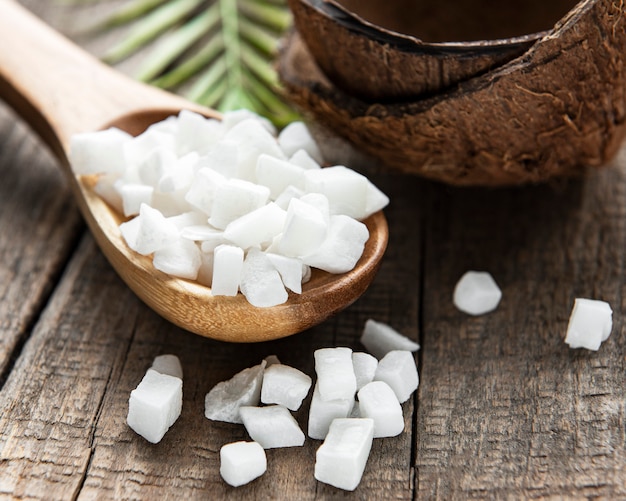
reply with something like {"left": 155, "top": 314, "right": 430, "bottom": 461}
{"left": 0, "top": 0, "right": 203, "bottom": 165}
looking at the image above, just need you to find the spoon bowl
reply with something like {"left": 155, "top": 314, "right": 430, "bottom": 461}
{"left": 0, "top": 1, "right": 388, "bottom": 342}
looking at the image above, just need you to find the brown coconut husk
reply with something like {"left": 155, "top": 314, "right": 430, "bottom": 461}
{"left": 278, "top": 0, "right": 626, "bottom": 186}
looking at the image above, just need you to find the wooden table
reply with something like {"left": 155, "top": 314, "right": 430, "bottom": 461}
{"left": 1, "top": 2, "right": 624, "bottom": 499}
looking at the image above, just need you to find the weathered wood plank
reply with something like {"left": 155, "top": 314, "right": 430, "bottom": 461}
{"left": 0, "top": 103, "right": 83, "bottom": 377}
{"left": 415, "top": 154, "right": 626, "bottom": 498}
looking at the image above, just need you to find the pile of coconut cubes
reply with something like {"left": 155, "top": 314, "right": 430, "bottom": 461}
{"left": 69, "top": 110, "right": 389, "bottom": 307}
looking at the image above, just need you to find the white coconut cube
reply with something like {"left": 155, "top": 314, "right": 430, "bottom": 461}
{"left": 308, "top": 382, "right": 354, "bottom": 440}
{"left": 220, "top": 441, "right": 267, "bottom": 487}
{"left": 314, "top": 347, "right": 356, "bottom": 402}
{"left": 279, "top": 197, "right": 328, "bottom": 257}
{"left": 175, "top": 110, "right": 222, "bottom": 155}
{"left": 198, "top": 140, "right": 239, "bottom": 178}
{"left": 261, "top": 363, "right": 313, "bottom": 411}
{"left": 124, "top": 128, "right": 175, "bottom": 168}
{"left": 256, "top": 154, "right": 306, "bottom": 199}
{"left": 314, "top": 418, "right": 374, "bottom": 491}
{"left": 204, "top": 361, "right": 266, "bottom": 424}
{"left": 277, "top": 121, "right": 323, "bottom": 163}
{"left": 137, "top": 146, "right": 177, "bottom": 188}
{"left": 169, "top": 210, "right": 209, "bottom": 231}
{"left": 117, "top": 182, "right": 154, "bottom": 217}
{"left": 290, "top": 149, "right": 322, "bottom": 170}
{"left": 94, "top": 173, "right": 124, "bottom": 214}
{"left": 357, "top": 381, "right": 404, "bottom": 438}
{"left": 304, "top": 166, "right": 369, "bottom": 219}
{"left": 211, "top": 244, "right": 244, "bottom": 296}
{"left": 364, "top": 179, "right": 390, "bottom": 218}
{"left": 196, "top": 251, "right": 215, "bottom": 287}
{"left": 151, "top": 354, "right": 183, "bottom": 379}
{"left": 152, "top": 238, "right": 202, "bottom": 280}
{"left": 127, "top": 369, "right": 183, "bottom": 444}
{"left": 453, "top": 271, "right": 502, "bottom": 315}
{"left": 565, "top": 298, "right": 613, "bottom": 350}
{"left": 274, "top": 185, "right": 305, "bottom": 210}
{"left": 223, "top": 202, "right": 287, "bottom": 250}
{"left": 157, "top": 152, "right": 198, "bottom": 194}
{"left": 374, "top": 351, "right": 419, "bottom": 404}
{"left": 150, "top": 190, "right": 194, "bottom": 218}
{"left": 184, "top": 167, "right": 227, "bottom": 215}
{"left": 223, "top": 118, "right": 285, "bottom": 181}
{"left": 239, "top": 248, "right": 288, "bottom": 307}
{"left": 352, "top": 352, "right": 378, "bottom": 390}
{"left": 266, "top": 253, "right": 305, "bottom": 294}
{"left": 122, "top": 204, "right": 179, "bottom": 256}
{"left": 69, "top": 127, "right": 131, "bottom": 176}
{"left": 209, "top": 178, "right": 270, "bottom": 230}
{"left": 222, "top": 109, "right": 276, "bottom": 135}
{"left": 302, "top": 215, "right": 369, "bottom": 274}
{"left": 360, "top": 319, "right": 420, "bottom": 359}
{"left": 239, "top": 405, "right": 305, "bottom": 449}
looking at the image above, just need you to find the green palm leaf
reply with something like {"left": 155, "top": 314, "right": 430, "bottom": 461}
{"left": 92, "top": 0, "right": 299, "bottom": 127}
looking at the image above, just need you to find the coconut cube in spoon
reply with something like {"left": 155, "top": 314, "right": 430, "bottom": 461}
{"left": 220, "top": 441, "right": 267, "bottom": 487}
{"left": 239, "top": 248, "right": 288, "bottom": 307}
{"left": 152, "top": 237, "right": 202, "bottom": 280}
{"left": 261, "top": 363, "right": 312, "bottom": 411}
{"left": 239, "top": 405, "right": 305, "bottom": 449}
{"left": 211, "top": 244, "right": 244, "bottom": 296}
{"left": 69, "top": 127, "right": 131, "bottom": 176}
{"left": 565, "top": 298, "right": 613, "bottom": 350}
{"left": 360, "top": 319, "right": 420, "bottom": 359}
{"left": 277, "top": 121, "right": 323, "bottom": 163}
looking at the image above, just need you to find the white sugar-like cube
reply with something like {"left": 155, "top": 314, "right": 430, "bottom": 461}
{"left": 279, "top": 198, "right": 328, "bottom": 257}
{"left": 124, "top": 128, "right": 175, "bottom": 168}
{"left": 222, "top": 109, "right": 276, "bottom": 135}
{"left": 168, "top": 211, "right": 209, "bottom": 231}
{"left": 453, "top": 271, "right": 502, "bottom": 315}
{"left": 315, "top": 347, "right": 356, "bottom": 402}
{"left": 374, "top": 351, "right": 418, "bottom": 404}
{"left": 256, "top": 154, "right": 306, "bottom": 199}
{"left": 209, "top": 178, "right": 270, "bottom": 230}
{"left": 299, "top": 193, "right": 330, "bottom": 222}
{"left": 199, "top": 140, "right": 239, "bottom": 178}
{"left": 196, "top": 251, "right": 214, "bottom": 287}
{"left": 220, "top": 441, "right": 267, "bottom": 487}
{"left": 352, "top": 352, "right": 378, "bottom": 390}
{"left": 211, "top": 244, "right": 244, "bottom": 296}
{"left": 123, "top": 204, "right": 179, "bottom": 256}
{"left": 278, "top": 121, "right": 323, "bottom": 163}
{"left": 357, "top": 381, "right": 404, "bottom": 438}
{"left": 119, "top": 216, "right": 141, "bottom": 250}
{"left": 150, "top": 190, "right": 194, "bottom": 217}
{"left": 307, "top": 382, "right": 354, "bottom": 440}
{"left": 117, "top": 182, "right": 154, "bottom": 217}
{"left": 360, "top": 319, "right": 420, "bottom": 359}
{"left": 137, "top": 146, "right": 177, "bottom": 188}
{"left": 314, "top": 418, "right": 374, "bottom": 491}
{"left": 223, "top": 119, "right": 285, "bottom": 181}
{"left": 565, "top": 298, "right": 613, "bottom": 351}
{"left": 94, "top": 173, "right": 124, "bottom": 214}
{"left": 69, "top": 127, "right": 131, "bottom": 176}
{"left": 302, "top": 215, "right": 369, "bottom": 274}
{"left": 127, "top": 369, "right": 182, "bottom": 444}
{"left": 266, "top": 253, "right": 304, "bottom": 294}
{"left": 239, "top": 248, "right": 288, "bottom": 307}
{"left": 274, "top": 185, "right": 305, "bottom": 210}
{"left": 157, "top": 152, "right": 198, "bottom": 194}
{"left": 184, "top": 167, "right": 227, "bottom": 215}
{"left": 290, "top": 149, "right": 321, "bottom": 170}
{"left": 365, "top": 180, "right": 390, "bottom": 217}
{"left": 239, "top": 405, "right": 305, "bottom": 449}
{"left": 151, "top": 354, "right": 183, "bottom": 379}
{"left": 152, "top": 238, "right": 201, "bottom": 280}
{"left": 200, "top": 231, "right": 228, "bottom": 254}
{"left": 204, "top": 361, "right": 266, "bottom": 424}
{"left": 223, "top": 202, "right": 287, "bottom": 250}
{"left": 261, "top": 363, "right": 312, "bottom": 411}
{"left": 176, "top": 110, "right": 222, "bottom": 155}
{"left": 304, "top": 166, "right": 369, "bottom": 219}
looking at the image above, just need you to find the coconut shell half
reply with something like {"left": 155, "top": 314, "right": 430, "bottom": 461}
{"left": 279, "top": 0, "right": 626, "bottom": 186}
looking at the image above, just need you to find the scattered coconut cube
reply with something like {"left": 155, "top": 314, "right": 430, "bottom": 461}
{"left": 261, "top": 363, "right": 312, "bottom": 411}
{"left": 374, "top": 351, "right": 419, "bottom": 404}
{"left": 453, "top": 270, "right": 502, "bottom": 315}
{"left": 204, "top": 361, "right": 266, "bottom": 424}
{"left": 239, "top": 248, "right": 288, "bottom": 307}
{"left": 357, "top": 381, "right": 404, "bottom": 438}
{"left": 278, "top": 121, "right": 323, "bottom": 163}
{"left": 220, "top": 441, "right": 267, "bottom": 487}
{"left": 352, "top": 352, "right": 378, "bottom": 390}
{"left": 211, "top": 244, "right": 244, "bottom": 296}
{"left": 314, "top": 418, "right": 374, "bottom": 491}
{"left": 150, "top": 354, "right": 183, "bottom": 379}
{"left": 239, "top": 405, "right": 305, "bottom": 449}
{"left": 127, "top": 369, "right": 183, "bottom": 444}
{"left": 314, "top": 347, "right": 357, "bottom": 402}
{"left": 565, "top": 298, "right": 613, "bottom": 351}
{"left": 308, "top": 382, "right": 354, "bottom": 440}
{"left": 360, "top": 319, "right": 420, "bottom": 359}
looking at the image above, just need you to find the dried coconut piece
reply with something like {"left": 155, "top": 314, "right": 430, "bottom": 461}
{"left": 137, "top": 147, "right": 177, "bottom": 188}
{"left": 274, "top": 185, "right": 305, "bottom": 210}
{"left": 123, "top": 204, "right": 179, "bottom": 256}
{"left": 374, "top": 351, "right": 419, "bottom": 404}
{"left": 220, "top": 441, "right": 267, "bottom": 487}
{"left": 290, "top": 149, "right": 322, "bottom": 170}
{"left": 239, "top": 249, "right": 288, "bottom": 307}
{"left": 209, "top": 178, "right": 270, "bottom": 230}
{"left": 239, "top": 405, "right": 306, "bottom": 449}
{"left": 565, "top": 298, "right": 613, "bottom": 351}
{"left": 150, "top": 354, "right": 183, "bottom": 379}
{"left": 152, "top": 238, "right": 202, "bottom": 280}
{"left": 221, "top": 109, "right": 276, "bottom": 135}
{"left": 266, "top": 253, "right": 305, "bottom": 294}
{"left": 124, "top": 127, "right": 175, "bottom": 169}
{"left": 352, "top": 352, "right": 378, "bottom": 390}
{"left": 223, "top": 202, "right": 287, "bottom": 250}
{"left": 304, "top": 166, "right": 369, "bottom": 219}
{"left": 360, "top": 319, "right": 420, "bottom": 359}
{"left": 117, "top": 182, "right": 154, "bottom": 217}
{"left": 314, "top": 347, "right": 356, "bottom": 402}
{"left": 184, "top": 167, "right": 227, "bottom": 216}
{"left": 307, "top": 382, "right": 354, "bottom": 440}
{"left": 314, "top": 418, "right": 374, "bottom": 491}
{"left": 261, "top": 363, "right": 312, "bottom": 411}
{"left": 453, "top": 271, "right": 502, "bottom": 315}
{"left": 127, "top": 369, "right": 182, "bottom": 444}
{"left": 204, "top": 360, "right": 266, "bottom": 424}
{"left": 211, "top": 244, "right": 244, "bottom": 296}
{"left": 278, "top": 121, "right": 323, "bottom": 163}
{"left": 69, "top": 127, "right": 131, "bottom": 176}
{"left": 256, "top": 153, "right": 306, "bottom": 199}
{"left": 175, "top": 110, "right": 222, "bottom": 156}
{"left": 278, "top": 197, "right": 328, "bottom": 257}
{"left": 357, "top": 381, "right": 404, "bottom": 438}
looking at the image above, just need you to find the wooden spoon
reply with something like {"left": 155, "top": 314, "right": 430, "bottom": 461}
{"left": 0, "top": 1, "right": 388, "bottom": 343}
